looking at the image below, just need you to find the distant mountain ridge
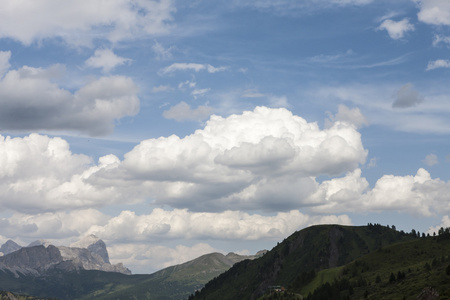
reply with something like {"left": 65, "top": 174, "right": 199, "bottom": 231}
{"left": 0, "top": 247, "right": 263, "bottom": 299}
{"left": 0, "top": 235, "right": 130, "bottom": 276}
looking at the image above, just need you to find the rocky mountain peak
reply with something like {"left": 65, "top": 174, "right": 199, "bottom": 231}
{"left": 0, "top": 236, "right": 129, "bottom": 276}
{"left": 0, "top": 240, "right": 22, "bottom": 256}
{"left": 70, "top": 234, "right": 109, "bottom": 264}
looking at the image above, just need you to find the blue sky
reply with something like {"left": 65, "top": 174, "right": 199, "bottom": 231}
{"left": 0, "top": 0, "right": 450, "bottom": 274}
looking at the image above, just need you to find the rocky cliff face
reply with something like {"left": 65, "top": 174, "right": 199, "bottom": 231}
{"left": 70, "top": 234, "right": 110, "bottom": 264}
{"left": 0, "top": 245, "right": 63, "bottom": 276}
{"left": 0, "top": 236, "right": 130, "bottom": 276}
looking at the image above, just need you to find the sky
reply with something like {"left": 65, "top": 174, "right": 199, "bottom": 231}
{"left": 0, "top": 0, "right": 449, "bottom": 274}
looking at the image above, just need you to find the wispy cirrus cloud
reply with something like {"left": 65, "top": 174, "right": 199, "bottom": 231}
{"left": 160, "top": 63, "right": 228, "bottom": 75}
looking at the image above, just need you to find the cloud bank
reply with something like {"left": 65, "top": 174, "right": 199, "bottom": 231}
{"left": 0, "top": 106, "right": 448, "bottom": 219}
{"left": 0, "top": 106, "right": 449, "bottom": 272}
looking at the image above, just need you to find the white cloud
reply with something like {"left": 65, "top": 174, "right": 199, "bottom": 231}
{"left": 152, "top": 85, "right": 172, "bottom": 92}
{"left": 0, "top": 134, "right": 136, "bottom": 213}
{"left": 152, "top": 41, "right": 174, "bottom": 61}
{"left": 87, "top": 209, "right": 332, "bottom": 242}
{"left": 311, "top": 168, "right": 450, "bottom": 217}
{"left": 163, "top": 101, "right": 213, "bottom": 122}
{"left": 85, "top": 49, "right": 132, "bottom": 73}
{"left": 0, "top": 51, "right": 11, "bottom": 78}
{"left": 206, "top": 64, "right": 228, "bottom": 73}
{"left": 427, "top": 216, "right": 450, "bottom": 235}
{"left": 377, "top": 18, "right": 415, "bottom": 40}
{"left": 1, "top": 209, "right": 109, "bottom": 241}
{"left": 308, "top": 169, "right": 369, "bottom": 212}
{"left": 178, "top": 79, "right": 196, "bottom": 89}
{"left": 0, "top": 106, "right": 360, "bottom": 214}
{"left": 160, "top": 63, "right": 228, "bottom": 74}
{"left": 426, "top": 59, "right": 450, "bottom": 71}
{"left": 0, "top": 64, "right": 139, "bottom": 136}
{"left": 423, "top": 154, "right": 438, "bottom": 166}
{"left": 192, "top": 88, "right": 210, "bottom": 98}
{"left": 393, "top": 83, "right": 424, "bottom": 108}
{"left": 325, "top": 104, "right": 368, "bottom": 129}
{"left": 432, "top": 35, "right": 450, "bottom": 47}
{"left": 0, "top": 0, "right": 176, "bottom": 46}
{"left": 114, "top": 106, "right": 367, "bottom": 211}
{"left": 417, "top": 0, "right": 450, "bottom": 26}
{"left": 0, "top": 107, "right": 365, "bottom": 214}
{"left": 7, "top": 108, "right": 448, "bottom": 219}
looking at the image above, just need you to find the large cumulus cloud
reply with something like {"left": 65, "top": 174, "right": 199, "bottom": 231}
{"left": 1, "top": 107, "right": 448, "bottom": 218}
{"left": 310, "top": 168, "right": 450, "bottom": 217}
{"left": 0, "top": 134, "right": 130, "bottom": 213}
{"left": 111, "top": 106, "right": 368, "bottom": 211}
{"left": 0, "top": 63, "right": 139, "bottom": 136}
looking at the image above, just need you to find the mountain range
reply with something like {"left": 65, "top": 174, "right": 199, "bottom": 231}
{"left": 3, "top": 224, "right": 450, "bottom": 299}
{"left": 0, "top": 235, "right": 263, "bottom": 299}
{"left": 190, "top": 224, "right": 450, "bottom": 300}
{"left": 0, "top": 235, "right": 130, "bottom": 276}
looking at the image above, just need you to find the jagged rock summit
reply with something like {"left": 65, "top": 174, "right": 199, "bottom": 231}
{"left": 0, "top": 240, "right": 21, "bottom": 256}
{"left": 0, "top": 235, "right": 130, "bottom": 276}
{"left": 70, "top": 234, "right": 110, "bottom": 264}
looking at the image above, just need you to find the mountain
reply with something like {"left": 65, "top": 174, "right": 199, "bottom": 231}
{"left": 190, "top": 224, "right": 419, "bottom": 300}
{"left": 149, "top": 251, "right": 265, "bottom": 288}
{"left": 295, "top": 233, "right": 450, "bottom": 299}
{"left": 0, "top": 236, "right": 130, "bottom": 276}
{"left": 0, "top": 240, "right": 21, "bottom": 256}
{"left": 0, "top": 249, "right": 261, "bottom": 299}
{"left": 70, "top": 234, "right": 110, "bottom": 264}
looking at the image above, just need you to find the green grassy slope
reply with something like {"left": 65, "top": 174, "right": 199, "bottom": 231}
{"left": 0, "top": 290, "right": 56, "bottom": 300}
{"left": 298, "top": 234, "right": 450, "bottom": 299}
{"left": 191, "top": 224, "right": 416, "bottom": 300}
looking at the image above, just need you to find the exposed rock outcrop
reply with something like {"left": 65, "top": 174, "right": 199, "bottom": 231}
{"left": 70, "top": 234, "right": 110, "bottom": 264}
{"left": 0, "top": 236, "right": 130, "bottom": 276}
